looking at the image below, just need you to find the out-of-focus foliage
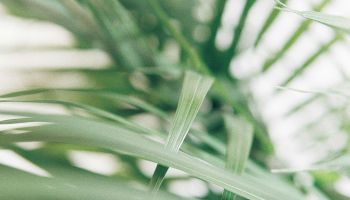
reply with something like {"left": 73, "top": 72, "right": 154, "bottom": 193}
{"left": 0, "top": 0, "right": 350, "bottom": 199}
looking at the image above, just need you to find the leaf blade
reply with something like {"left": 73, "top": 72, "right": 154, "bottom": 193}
{"left": 276, "top": 0, "right": 350, "bottom": 34}
{"left": 222, "top": 115, "right": 253, "bottom": 200}
{"left": 0, "top": 111, "right": 305, "bottom": 200}
{"left": 150, "top": 71, "right": 213, "bottom": 193}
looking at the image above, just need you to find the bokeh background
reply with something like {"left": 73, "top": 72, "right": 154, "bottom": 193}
{"left": 1, "top": 0, "right": 350, "bottom": 198}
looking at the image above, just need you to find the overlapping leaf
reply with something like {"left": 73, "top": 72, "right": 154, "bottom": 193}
{"left": 275, "top": 0, "right": 350, "bottom": 34}
{"left": 221, "top": 115, "right": 253, "bottom": 200}
{"left": 0, "top": 164, "right": 188, "bottom": 200}
{"left": 0, "top": 111, "right": 305, "bottom": 200}
{"left": 150, "top": 71, "right": 213, "bottom": 193}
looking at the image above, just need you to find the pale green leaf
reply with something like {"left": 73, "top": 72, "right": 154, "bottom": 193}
{"left": 275, "top": 0, "right": 350, "bottom": 33}
{"left": 150, "top": 71, "right": 214, "bottom": 193}
{"left": 272, "top": 155, "right": 350, "bottom": 173}
{"left": 165, "top": 71, "right": 214, "bottom": 152}
{"left": 0, "top": 99, "right": 162, "bottom": 137}
{"left": 0, "top": 164, "right": 187, "bottom": 200}
{"left": 0, "top": 111, "right": 305, "bottom": 200}
{"left": 0, "top": 88, "right": 167, "bottom": 119}
{"left": 222, "top": 115, "right": 253, "bottom": 200}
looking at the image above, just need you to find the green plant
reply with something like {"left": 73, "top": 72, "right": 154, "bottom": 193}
{"left": 0, "top": 0, "right": 350, "bottom": 199}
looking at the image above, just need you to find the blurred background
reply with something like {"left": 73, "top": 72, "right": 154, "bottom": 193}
{"left": 1, "top": 0, "right": 350, "bottom": 199}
